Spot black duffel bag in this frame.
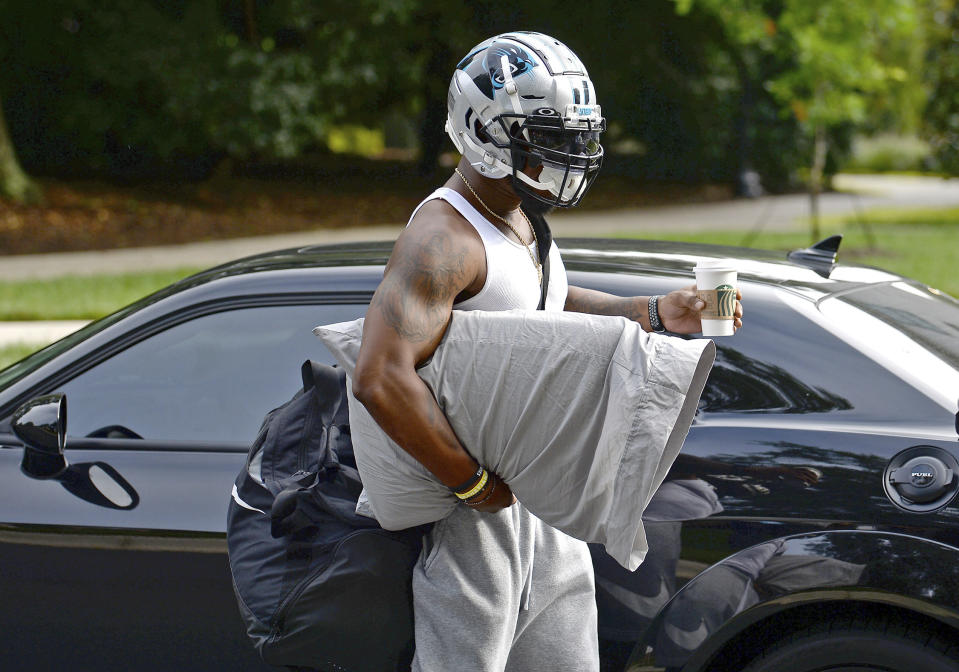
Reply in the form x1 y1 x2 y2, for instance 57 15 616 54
227 360 424 672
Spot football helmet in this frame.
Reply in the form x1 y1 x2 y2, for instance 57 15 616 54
445 32 605 208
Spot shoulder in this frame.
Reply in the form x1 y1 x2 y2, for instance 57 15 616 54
374 195 486 302
409 197 482 245
390 196 485 270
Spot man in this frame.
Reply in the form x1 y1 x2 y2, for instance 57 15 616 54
352 31 743 671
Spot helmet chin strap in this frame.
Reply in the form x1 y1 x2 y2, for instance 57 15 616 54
448 122 511 179
500 55 525 117
514 168 558 194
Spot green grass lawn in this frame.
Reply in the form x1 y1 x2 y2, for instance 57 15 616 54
0 268 200 321
0 343 44 370
0 204 955 373
621 205 959 298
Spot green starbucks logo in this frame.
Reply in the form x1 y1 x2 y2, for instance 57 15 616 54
716 284 736 318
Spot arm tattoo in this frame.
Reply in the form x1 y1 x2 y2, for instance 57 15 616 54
566 288 644 322
371 231 470 343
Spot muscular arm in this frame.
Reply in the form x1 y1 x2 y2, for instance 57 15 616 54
565 284 743 334
564 285 653 329
352 209 513 510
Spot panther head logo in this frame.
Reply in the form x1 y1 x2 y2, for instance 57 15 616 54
471 44 537 100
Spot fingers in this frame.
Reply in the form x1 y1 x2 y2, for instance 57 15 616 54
661 286 744 333
467 473 516 513
688 291 706 311
668 287 705 312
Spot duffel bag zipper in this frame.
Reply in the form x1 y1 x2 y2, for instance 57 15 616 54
269 528 372 637
295 395 320 476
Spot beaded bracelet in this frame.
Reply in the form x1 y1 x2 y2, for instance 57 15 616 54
464 474 497 507
450 464 485 496
648 295 666 333
454 468 489 500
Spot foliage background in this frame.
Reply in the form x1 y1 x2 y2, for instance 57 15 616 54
0 0 956 209
1 0 940 188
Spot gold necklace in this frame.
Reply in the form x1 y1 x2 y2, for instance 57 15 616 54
454 167 542 285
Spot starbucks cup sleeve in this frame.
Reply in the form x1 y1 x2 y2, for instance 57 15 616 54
693 262 737 337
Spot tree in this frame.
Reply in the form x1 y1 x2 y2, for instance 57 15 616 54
675 0 920 239
0 0 447 177
0 94 40 203
769 0 918 239
924 0 959 175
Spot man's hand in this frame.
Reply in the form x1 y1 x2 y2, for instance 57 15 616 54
659 284 743 334
464 473 518 513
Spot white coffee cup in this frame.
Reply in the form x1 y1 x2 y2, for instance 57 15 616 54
693 261 738 337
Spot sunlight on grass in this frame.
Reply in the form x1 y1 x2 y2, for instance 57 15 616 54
833 206 959 227
1 204 956 324
326 125 386 156
0 343 41 371
0 268 201 321
621 207 959 298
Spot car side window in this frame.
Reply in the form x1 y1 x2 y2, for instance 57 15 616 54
694 293 944 418
57 304 366 444
699 342 854 413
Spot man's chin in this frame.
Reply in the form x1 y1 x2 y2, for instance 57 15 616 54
519 192 556 217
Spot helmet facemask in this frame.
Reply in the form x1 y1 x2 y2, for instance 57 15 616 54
494 108 605 208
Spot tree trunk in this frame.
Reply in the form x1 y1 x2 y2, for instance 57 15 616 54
0 94 40 204
733 51 762 197
808 125 827 242
243 0 259 45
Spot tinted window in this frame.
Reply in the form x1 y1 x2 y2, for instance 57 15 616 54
688 285 946 419
57 304 365 443
834 282 959 367
818 282 959 414
566 272 874 415
699 344 853 413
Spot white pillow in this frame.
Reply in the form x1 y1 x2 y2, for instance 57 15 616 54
315 309 714 570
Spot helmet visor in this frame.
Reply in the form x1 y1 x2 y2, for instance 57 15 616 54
491 110 605 207
526 128 602 164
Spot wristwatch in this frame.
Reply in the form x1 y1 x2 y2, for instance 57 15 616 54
648 295 666 333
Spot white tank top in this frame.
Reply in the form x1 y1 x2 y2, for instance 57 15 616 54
407 187 568 312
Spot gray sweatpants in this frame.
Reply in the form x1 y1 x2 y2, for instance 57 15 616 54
411 503 599 672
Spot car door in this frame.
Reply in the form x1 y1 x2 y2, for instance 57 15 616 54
0 301 367 672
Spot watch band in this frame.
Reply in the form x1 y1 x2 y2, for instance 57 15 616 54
648 295 666 333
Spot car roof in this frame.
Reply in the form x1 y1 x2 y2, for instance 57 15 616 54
1 236 914 404
0 237 949 431
163 238 909 304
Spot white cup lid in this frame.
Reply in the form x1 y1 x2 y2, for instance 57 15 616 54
693 260 737 273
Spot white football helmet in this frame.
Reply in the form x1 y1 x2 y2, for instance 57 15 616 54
445 31 605 208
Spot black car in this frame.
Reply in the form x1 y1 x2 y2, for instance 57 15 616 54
1 239 958 672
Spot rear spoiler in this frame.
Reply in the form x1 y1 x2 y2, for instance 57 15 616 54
787 235 842 278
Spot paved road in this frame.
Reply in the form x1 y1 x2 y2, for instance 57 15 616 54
551 173 959 236
2 173 957 348
2 174 958 283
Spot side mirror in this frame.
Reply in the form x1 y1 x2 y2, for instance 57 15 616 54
12 393 67 479
11 394 139 510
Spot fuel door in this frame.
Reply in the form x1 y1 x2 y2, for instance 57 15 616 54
883 445 959 513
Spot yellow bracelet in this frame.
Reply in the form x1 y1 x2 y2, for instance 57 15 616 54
465 475 497 507
455 468 489 500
